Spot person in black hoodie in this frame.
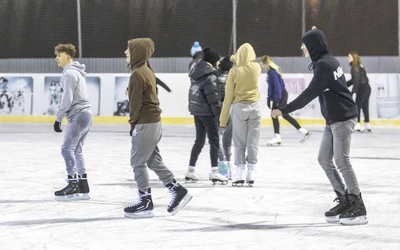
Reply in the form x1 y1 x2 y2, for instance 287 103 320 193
271 27 368 226
186 48 228 184
346 51 371 132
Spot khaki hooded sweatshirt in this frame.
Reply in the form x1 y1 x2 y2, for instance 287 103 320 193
219 43 261 127
127 38 161 130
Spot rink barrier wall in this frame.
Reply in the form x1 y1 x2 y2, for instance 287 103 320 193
0 73 399 126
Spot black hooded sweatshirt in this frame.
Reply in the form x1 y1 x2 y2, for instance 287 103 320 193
280 29 357 125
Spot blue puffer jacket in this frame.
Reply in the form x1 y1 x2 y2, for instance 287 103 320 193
267 68 286 101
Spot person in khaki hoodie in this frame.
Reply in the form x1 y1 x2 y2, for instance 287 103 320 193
220 43 262 186
123 38 192 218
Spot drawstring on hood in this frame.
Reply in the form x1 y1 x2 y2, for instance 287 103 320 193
301 28 329 71
128 38 155 70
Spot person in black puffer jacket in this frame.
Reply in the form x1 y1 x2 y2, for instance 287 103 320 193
186 48 228 184
346 51 371 132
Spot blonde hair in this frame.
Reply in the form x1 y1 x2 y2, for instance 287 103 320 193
260 55 281 75
349 51 361 72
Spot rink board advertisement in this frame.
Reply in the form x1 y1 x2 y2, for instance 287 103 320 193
0 76 33 115
0 73 399 123
43 76 100 116
114 76 129 116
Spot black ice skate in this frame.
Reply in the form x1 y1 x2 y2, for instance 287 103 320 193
166 180 192 216
124 188 154 218
339 193 368 226
325 191 350 223
54 175 80 201
78 174 90 200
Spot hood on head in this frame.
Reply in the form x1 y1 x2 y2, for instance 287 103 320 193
128 38 155 69
234 43 256 66
64 61 86 77
301 29 329 61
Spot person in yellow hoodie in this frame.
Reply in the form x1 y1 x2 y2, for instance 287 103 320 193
220 43 262 186
123 38 192 218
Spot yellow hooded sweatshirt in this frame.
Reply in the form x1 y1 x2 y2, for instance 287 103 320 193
219 43 261 127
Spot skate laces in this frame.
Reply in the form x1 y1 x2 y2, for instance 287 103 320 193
128 193 145 208
168 183 179 206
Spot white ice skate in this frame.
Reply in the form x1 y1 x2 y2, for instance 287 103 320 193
232 167 246 187
354 123 362 132
267 133 282 147
298 128 311 143
210 172 228 185
364 122 372 133
246 169 255 187
185 170 199 182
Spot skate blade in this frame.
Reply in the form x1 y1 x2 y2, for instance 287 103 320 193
232 180 245 186
325 215 339 223
246 180 254 187
185 177 199 182
55 193 81 202
169 193 193 216
124 210 154 219
267 143 281 147
300 133 311 143
211 179 228 185
339 216 368 226
80 193 91 200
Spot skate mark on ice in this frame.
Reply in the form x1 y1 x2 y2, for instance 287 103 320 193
0 217 125 226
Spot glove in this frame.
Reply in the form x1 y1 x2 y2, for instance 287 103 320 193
53 121 62 133
219 127 226 136
267 98 272 109
352 93 356 102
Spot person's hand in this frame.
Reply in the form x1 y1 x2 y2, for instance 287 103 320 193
271 109 282 119
219 127 226 136
53 121 62 133
129 130 133 136
267 98 272 109
352 93 357 102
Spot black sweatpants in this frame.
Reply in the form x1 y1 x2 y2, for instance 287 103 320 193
189 115 219 167
355 84 371 123
271 89 301 134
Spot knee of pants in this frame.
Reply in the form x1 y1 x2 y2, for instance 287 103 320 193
317 155 333 169
333 155 351 169
194 139 206 149
75 148 82 155
61 146 74 157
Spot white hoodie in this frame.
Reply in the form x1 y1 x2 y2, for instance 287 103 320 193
56 61 91 122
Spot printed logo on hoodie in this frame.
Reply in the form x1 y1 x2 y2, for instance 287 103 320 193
333 66 344 80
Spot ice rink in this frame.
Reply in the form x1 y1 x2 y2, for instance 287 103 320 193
0 123 399 250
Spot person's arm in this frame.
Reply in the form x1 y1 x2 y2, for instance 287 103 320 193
56 73 75 122
156 77 172 92
279 63 329 115
270 71 282 101
351 68 361 94
220 71 235 127
128 73 145 131
203 74 221 118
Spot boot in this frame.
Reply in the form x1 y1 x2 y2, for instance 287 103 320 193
325 191 350 223
339 193 368 226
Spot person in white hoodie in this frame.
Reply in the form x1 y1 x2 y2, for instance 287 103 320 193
53 44 92 201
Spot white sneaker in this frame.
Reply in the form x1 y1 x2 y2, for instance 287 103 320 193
185 170 199 181
267 133 282 147
210 172 228 184
246 169 255 186
298 128 311 143
232 167 246 186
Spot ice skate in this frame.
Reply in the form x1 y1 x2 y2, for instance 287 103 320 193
232 167 245 187
227 161 232 180
185 169 199 182
325 191 350 223
54 175 81 201
354 123 362 132
124 188 154 218
364 122 372 133
246 169 255 187
210 171 228 185
166 181 192 216
339 193 368 226
267 133 281 147
218 161 230 179
298 128 311 143
78 173 90 200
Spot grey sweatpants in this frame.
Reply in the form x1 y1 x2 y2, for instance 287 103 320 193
130 122 174 193
318 118 360 195
61 109 92 177
232 102 262 166
218 116 232 162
